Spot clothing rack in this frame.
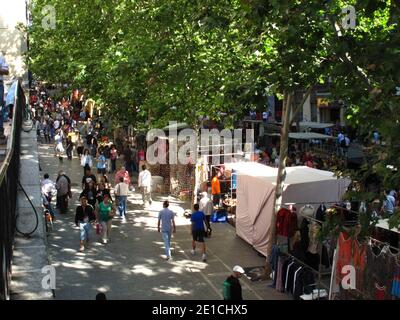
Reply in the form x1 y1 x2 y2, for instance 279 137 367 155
277 202 359 300
368 237 399 252
278 250 331 300
330 235 400 300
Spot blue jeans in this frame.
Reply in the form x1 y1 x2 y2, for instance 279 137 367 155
162 231 171 258
79 222 92 241
117 196 127 217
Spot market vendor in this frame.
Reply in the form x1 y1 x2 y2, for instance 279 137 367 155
211 171 221 206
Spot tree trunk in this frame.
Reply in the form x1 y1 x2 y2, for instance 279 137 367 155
261 90 293 278
262 86 313 279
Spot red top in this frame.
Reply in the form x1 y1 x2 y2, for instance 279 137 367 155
276 208 298 237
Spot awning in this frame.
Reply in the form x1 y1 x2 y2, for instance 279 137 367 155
292 122 334 129
267 132 335 140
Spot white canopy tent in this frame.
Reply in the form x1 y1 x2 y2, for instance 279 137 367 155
224 162 351 256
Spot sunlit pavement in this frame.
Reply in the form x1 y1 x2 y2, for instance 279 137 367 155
38 143 290 300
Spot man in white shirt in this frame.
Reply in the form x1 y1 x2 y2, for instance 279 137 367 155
138 164 152 206
54 119 60 130
41 173 57 219
199 192 213 237
114 176 129 220
0 53 9 141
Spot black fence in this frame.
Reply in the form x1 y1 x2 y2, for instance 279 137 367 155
0 82 24 300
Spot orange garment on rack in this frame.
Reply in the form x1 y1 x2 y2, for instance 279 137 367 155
336 232 366 291
336 232 355 284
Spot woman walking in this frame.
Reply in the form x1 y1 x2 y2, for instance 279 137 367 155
76 132 84 159
54 129 64 162
81 149 93 175
96 194 115 244
110 145 118 173
66 136 74 160
80 181 97 209
97 152 107 175
96 182 112 205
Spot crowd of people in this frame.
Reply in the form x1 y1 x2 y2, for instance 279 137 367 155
31 86 153 251
256 141 347 171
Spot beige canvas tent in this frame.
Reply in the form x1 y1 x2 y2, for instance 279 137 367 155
224 162 351 256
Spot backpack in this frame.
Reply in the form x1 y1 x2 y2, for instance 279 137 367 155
222 279 231 300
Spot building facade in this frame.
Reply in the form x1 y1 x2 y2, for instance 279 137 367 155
0 0 29 90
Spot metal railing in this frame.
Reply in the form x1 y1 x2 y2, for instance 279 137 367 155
0 81 24 300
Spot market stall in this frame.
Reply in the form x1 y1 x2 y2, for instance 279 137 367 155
224 162 351 257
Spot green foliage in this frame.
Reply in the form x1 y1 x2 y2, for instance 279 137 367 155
28 0 272 129
28 1 400 238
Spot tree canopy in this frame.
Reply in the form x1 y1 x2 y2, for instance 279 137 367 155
28 0 274 129
28 0 400 200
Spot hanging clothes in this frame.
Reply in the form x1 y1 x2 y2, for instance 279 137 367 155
276 255 288 292
336 232 362 286
280 258 293 293
276 207 298 238
269 245 281 287
364 244 396 300
286 262 300 293
392 257 400 298
315 204 327 224
284 261 296 292
375 283 386 300
293 268 315 300
292 266 303 295
300 218 310 255
308 222 321 254
355 243 367 293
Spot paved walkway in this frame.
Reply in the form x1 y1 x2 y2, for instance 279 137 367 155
38 143 289 300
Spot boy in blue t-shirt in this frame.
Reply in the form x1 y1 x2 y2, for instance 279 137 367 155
190 203 207 262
